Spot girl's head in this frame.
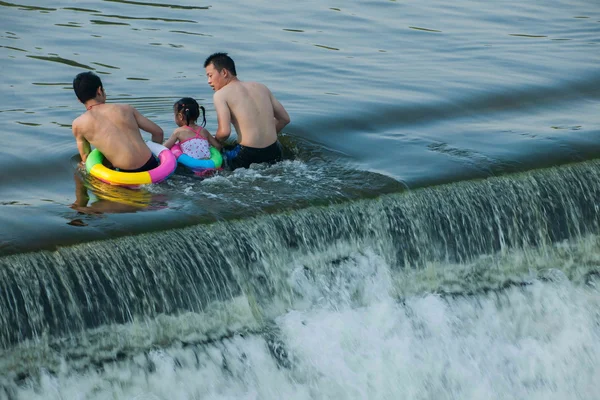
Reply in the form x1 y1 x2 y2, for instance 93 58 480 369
173 97 206 127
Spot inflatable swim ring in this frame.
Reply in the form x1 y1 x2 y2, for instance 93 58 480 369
170 143 223 176
85 141 176 186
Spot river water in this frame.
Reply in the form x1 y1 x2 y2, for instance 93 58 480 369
1 0 599 398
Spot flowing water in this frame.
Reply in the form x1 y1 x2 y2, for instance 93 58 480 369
1 0 599 398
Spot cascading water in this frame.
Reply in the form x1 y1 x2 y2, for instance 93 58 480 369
1 160 600 399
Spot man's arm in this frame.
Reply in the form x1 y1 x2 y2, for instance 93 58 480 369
72 121 91 163
132 106 164 143
270 91 290 133
213 91 232 143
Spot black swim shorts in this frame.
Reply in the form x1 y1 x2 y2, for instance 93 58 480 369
107 154 159 173
224 141 283 170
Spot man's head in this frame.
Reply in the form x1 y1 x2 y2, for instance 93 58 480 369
73 71 104 103
204 52 237 91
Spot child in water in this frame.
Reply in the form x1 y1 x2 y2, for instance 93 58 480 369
163 97 222 158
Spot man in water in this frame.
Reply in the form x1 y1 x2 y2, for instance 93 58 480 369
72 71 164 172
204 52 291 170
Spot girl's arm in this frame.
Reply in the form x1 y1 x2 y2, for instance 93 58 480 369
201 128 222 151
163 129 180 149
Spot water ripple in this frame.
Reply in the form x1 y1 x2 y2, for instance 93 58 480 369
92 13 197 23
0 1 55 11
103 0 209 10
25 55 93 69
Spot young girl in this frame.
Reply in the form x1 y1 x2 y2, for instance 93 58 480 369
164 97 222 158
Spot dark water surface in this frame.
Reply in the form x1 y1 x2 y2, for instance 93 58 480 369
1 0 599 255
1 0 599 398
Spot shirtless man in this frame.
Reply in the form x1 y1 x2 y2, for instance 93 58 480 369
72 71 164 172
204 52 291 170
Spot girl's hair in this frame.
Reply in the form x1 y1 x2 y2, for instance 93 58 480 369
174 97 206 127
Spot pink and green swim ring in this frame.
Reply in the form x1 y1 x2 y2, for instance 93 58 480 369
85 141 177 186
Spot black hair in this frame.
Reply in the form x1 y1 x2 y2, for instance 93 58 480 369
203 52 237 76
73 71 103 103
174 97 206 127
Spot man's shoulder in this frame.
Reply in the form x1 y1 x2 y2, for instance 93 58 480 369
245 81 268 90
214 86 234 104
110 103 139 120
72 113 87 129
225 81 270 97
247 81 272 98
110 103 133 112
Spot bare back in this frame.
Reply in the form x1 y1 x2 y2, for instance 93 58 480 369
73 104 153 170
218 81 278 148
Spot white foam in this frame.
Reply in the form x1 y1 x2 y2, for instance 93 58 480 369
7 249 600 400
